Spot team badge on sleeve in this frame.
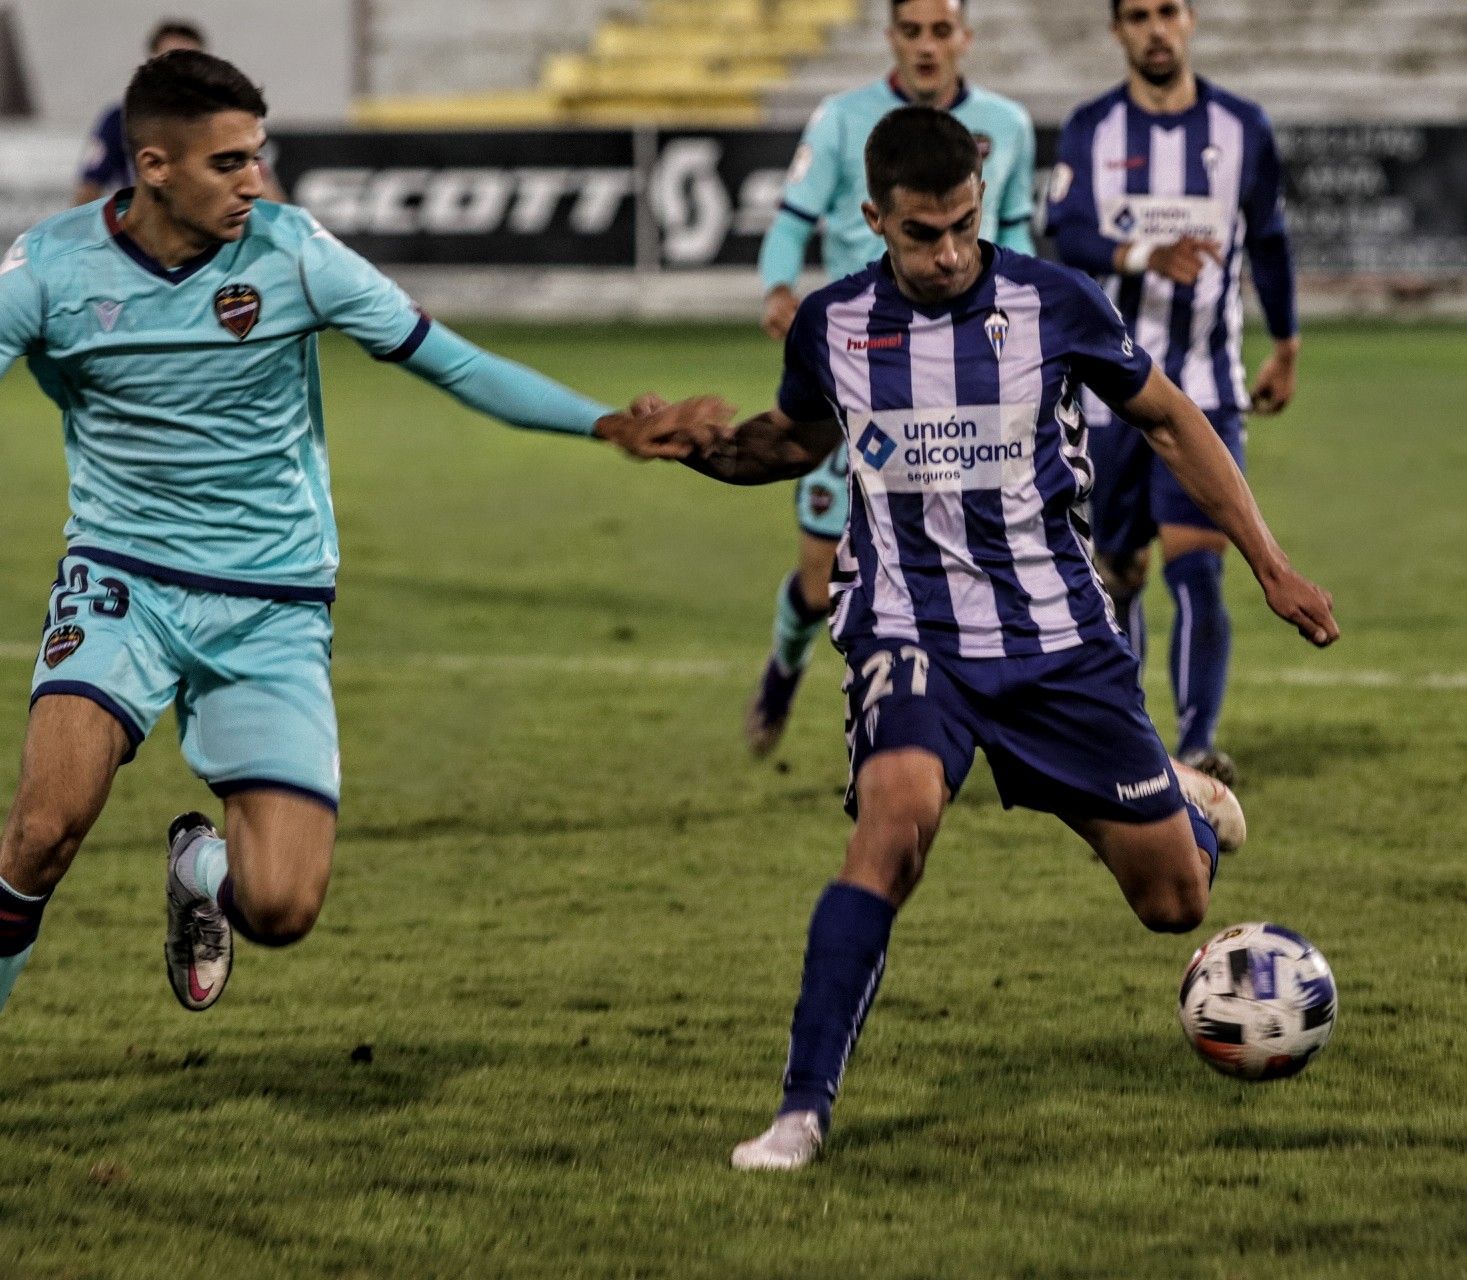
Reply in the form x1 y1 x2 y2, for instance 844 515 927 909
42 625 85 669
984 307 1010 361
214 284 262 339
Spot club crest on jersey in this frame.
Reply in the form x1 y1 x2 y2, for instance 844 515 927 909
93 300 123 333
971 132 993 161
1201 145 1223 177
43 625 85 669
214 283 261 339
983 308 1010 361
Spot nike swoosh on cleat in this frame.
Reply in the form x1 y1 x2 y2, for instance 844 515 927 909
188 966 214 1003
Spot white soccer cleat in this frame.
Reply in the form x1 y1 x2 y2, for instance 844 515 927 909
730 1110 824 1171
1173 759 1247 854
165 811 233 1012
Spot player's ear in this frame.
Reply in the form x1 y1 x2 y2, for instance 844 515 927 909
133 144 171 191
862 199 883 237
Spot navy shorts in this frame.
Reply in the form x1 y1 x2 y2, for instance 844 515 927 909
1088 410 1245 561
840 634 1185 825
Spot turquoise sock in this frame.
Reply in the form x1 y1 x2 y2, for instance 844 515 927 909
773 571 826 675
178 836 230 905
0 946 34 1012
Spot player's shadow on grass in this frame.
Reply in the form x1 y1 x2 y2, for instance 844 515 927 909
0 1038 493 1133
1233 718 1391 781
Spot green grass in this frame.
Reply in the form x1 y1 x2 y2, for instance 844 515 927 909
0 322 1464 1279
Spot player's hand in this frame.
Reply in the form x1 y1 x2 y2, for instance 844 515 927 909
1149 237 1223 287
1260 563 1339 648
761 286 799 342
1250 338 1300 415
595 395 736 461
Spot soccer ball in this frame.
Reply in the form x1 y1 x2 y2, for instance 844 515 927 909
1178 922 1337 1081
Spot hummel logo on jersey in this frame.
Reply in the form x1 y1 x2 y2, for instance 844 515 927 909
93 301 123 333
214 283 262 340
856 422 897 469
847 334 904 352
984 307 1010 361
1116 770 1171 802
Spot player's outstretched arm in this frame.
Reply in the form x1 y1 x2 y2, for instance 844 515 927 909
401 323 732 459
680 406 841 486
1121 366 1339 648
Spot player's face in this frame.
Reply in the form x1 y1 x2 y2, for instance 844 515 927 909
864 175 984 304
887 0 971 104
1113 0 1195 87
136 111 267 245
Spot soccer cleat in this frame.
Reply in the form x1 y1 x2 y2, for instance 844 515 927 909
730 1110 824 1171
1179 747 1239 789
165 811 233 1012
743 653 806 758
1172 759 1247 854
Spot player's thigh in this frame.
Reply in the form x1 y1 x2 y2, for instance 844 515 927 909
0 696 130 890
223 786 336 923
1067 807 1209 931
1150 411 1246 544
980 637 1183 826
795 443 849 544
842 640 973 823
1087 422 1156 563
177 598 340 815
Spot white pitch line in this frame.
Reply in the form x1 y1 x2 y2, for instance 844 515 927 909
2 639 1465 691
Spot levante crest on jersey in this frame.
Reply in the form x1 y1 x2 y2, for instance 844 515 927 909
214 283 261 339
984 307 1010 361
42 625 85 669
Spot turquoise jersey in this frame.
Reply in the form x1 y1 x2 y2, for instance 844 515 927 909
0 193 609 603
760 76 1037 289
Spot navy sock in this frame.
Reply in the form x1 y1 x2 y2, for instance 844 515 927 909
1187 801 1221 887
1165 550 1230 757
0 876 51 1013
1114 587 1147 665
779 882 896 1128
0 875 49 958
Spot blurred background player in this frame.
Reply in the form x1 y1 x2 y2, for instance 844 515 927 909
73 18 284 206
745 0 1037 758
1046 0 1301 786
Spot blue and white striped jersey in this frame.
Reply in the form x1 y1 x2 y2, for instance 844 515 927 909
778 247 1154 658
1046 78 1296 425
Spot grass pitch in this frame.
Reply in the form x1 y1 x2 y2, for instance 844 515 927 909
0 321 1464 1279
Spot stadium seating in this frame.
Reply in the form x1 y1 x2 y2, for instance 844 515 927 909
765 0 1467 123
358 0 862 127
357 0 1467 127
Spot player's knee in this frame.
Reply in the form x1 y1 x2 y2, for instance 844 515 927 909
233 887 322 947
3 805 86 890
1135 880 1209 934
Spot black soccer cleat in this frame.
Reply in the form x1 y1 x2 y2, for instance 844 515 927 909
744 652 807 758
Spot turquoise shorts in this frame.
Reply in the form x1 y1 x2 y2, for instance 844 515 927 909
30 553 340 810
795 442 849 542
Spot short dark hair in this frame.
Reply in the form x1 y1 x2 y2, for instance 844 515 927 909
865 106 980 209
124 50 267 152
1111 0 1192 17
147 19 206 53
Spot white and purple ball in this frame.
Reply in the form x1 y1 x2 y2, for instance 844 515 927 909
1178 922 1337 1081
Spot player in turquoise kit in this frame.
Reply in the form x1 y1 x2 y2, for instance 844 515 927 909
746 0 1039 757
0 52 726 1018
